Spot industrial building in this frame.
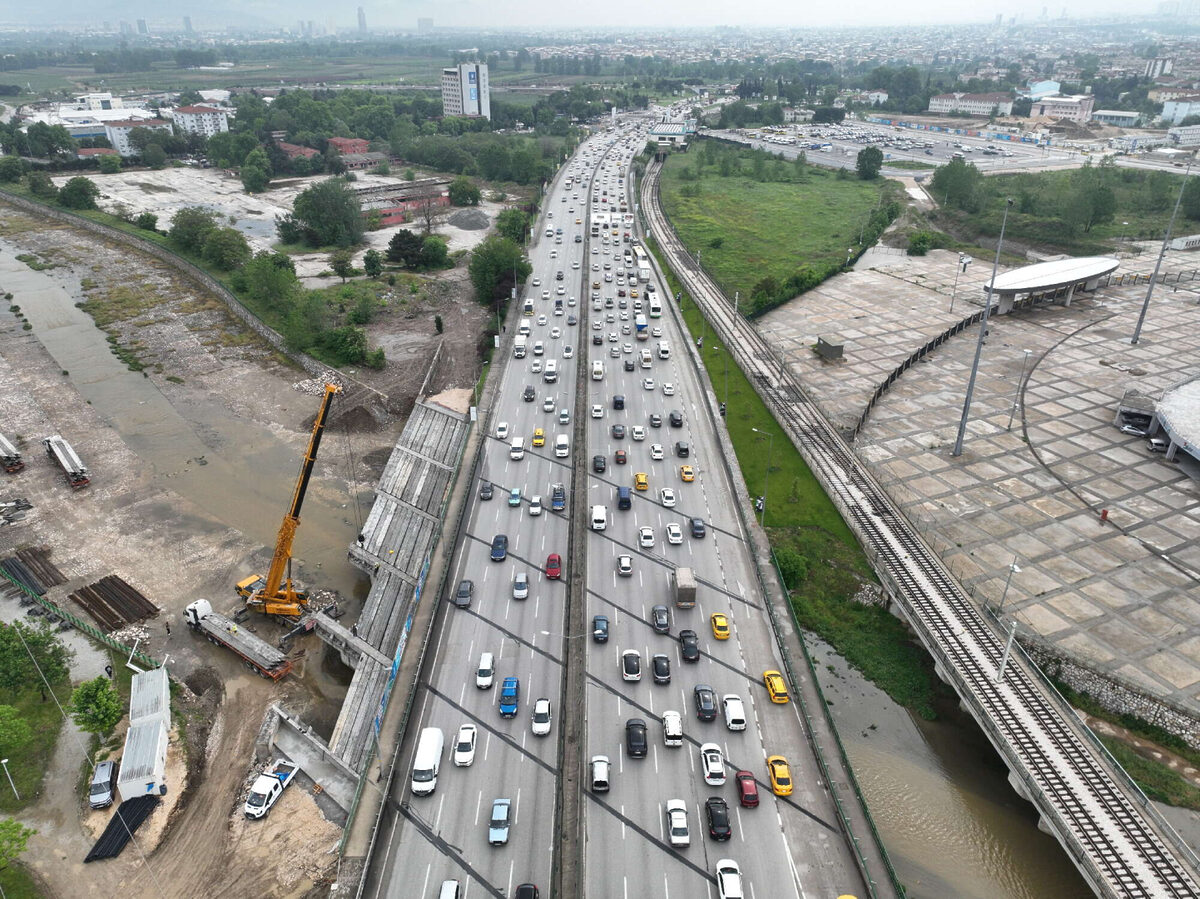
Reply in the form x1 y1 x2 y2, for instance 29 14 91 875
1030 94 1095 123
441 63 490 119
350 178 451 226
927 92 1014 117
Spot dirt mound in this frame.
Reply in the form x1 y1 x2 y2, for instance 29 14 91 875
446 208 490 230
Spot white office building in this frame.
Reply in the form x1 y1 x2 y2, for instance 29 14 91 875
104 119 174 157
441 63 490 119
167 105 230 138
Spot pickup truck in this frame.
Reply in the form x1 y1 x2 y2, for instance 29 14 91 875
244 759 299 819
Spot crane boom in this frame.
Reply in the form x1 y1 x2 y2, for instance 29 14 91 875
237 383 340 616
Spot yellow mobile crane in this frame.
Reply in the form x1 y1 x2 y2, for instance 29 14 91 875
237 383 340 617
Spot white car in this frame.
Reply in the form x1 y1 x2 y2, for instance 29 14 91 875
617 554 633 576
531 698 553 736
572 260 581 269
700 742 726 786
556 285 566 295
453 723 477 767
623 343 633 355
629 425 645 442
592 263 601 271
723 694 746 731
543 396 555 412
665 799 690 848
542 290 550 300
496 422 510 440
591 404 604 419
563 345 574 358
529 496 543 516
715 859 744 899
532 277 542 286
621 649 642 682
662 383 675 396
513 572 529 600
642 378 655 391
549 249 557 257
660 487 676 508
652 327 663 337
531 360 543 373
638 526 655 549
537 314 548 326
666 522 683 545
650 444 665 461
550 327 562 339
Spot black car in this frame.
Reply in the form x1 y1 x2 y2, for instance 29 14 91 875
652 653 671 684
453 579 473 608
593 455 607 473
490 534 509 562
515 886 540 899
624 359 635 372
613 394 625 410
693 684 717 721
625 718 648 758
705 797 732 841
523 385 536 402
480 480 494 500
675 441 690 458
611 424 626 439
669 410 684 428
650 604 670 634
649 413 662 428
593 334 603 345
592 615 609 643
690 517 706 538
679 629 700 662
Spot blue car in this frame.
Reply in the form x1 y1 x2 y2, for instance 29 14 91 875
550 483 566 512
499 677 520 718
490 534 509 562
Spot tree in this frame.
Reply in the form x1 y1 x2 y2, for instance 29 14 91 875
241 147 272 193
468 235 531 304
98 154 121 174
169 207 219 253
856 146 884 180
0 818 34 871
386 229 424 268
57 176 100 210
330 249 355 282
0 621 70 698
203 227 252 270
1182 177 1200 221
0 155 24 183
290 179 364 247
0 707 31 757
142 144 167 169
412 194 448 235
134 211 158 231
69 677 123 736
232 251 299 306
448 175 481 206
930 158 985 212
420 235 449 269
27 171 56 199
495 207 528 244
363 248 383 278
774 547 809 590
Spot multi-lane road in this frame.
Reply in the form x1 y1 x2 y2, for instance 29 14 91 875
364 117 866 899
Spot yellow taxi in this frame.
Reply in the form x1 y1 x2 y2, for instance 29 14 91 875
680 465 695 483
766 755 793 796
575 218 582 224
630 288 640 298
710 613 731 640
763 669 789 704
532 428 545 448
634 472 649 491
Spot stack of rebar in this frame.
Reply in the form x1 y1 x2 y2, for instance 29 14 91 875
0 556 46 595
69 575 159 632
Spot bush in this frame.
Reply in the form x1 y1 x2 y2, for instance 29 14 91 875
435 314 444 334
134 211 158 231
775 547 809 590
57 176 100 210
908 231 933 256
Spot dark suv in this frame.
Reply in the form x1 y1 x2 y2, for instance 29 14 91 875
523 385 536 402
669 410 683 428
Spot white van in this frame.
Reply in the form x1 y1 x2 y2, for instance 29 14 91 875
514 334 528 359
591 504 607 531
438 882 461 899
476 652 495 689
543 360 558 383
510 438 525 460
554 434 569 458
640 349 652 369
533 340 544 356
657 340 671 360
411 727 444 796
591 361 604 381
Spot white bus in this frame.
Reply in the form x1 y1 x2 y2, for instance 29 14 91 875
648 296 662 318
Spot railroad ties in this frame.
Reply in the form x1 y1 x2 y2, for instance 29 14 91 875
69 575 159 633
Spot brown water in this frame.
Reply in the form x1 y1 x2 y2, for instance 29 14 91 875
807 633 1094 899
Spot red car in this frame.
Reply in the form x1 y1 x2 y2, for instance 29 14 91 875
735 770 759 808
615 449 628 465
545 553 562 579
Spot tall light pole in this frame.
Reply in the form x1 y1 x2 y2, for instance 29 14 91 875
949 253 971 313
1132 163 1191 345
953 198 1013 458
1007 349 1032 431
998 555 1021 611
1119 221 1129 254
750 427 773 527
0 758 17 800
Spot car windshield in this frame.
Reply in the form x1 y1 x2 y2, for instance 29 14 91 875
246 791 268 806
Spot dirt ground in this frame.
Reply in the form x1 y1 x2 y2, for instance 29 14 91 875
0 191 488 896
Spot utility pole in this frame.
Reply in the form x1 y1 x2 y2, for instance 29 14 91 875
953 198 1013 458
1132 163 1191 345
950 253 971 313
1007 349 1032 431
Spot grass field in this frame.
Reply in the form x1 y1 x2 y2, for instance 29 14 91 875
0 864 41 899
658 151 897 303
0 681 74 815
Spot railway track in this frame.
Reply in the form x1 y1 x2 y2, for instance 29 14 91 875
640 160 1200 899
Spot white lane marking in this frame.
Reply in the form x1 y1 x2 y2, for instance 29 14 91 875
420 868 431 899
474 791 482 827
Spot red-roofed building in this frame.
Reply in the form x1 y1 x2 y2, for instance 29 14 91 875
328 136 370 155
168 104 230 137
77 147 120 159
278 142 321 160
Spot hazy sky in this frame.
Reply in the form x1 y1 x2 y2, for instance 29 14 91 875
12 0 1157 31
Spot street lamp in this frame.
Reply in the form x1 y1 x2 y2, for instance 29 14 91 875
949 253 971 313
953 197 1013 458
998 555 1021 611
1007 349 1032 431
0 758 18 800
1132 163 1191 345
750 427 774 527
1119 221 1129 254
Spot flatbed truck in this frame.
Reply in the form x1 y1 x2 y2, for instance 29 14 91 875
184 599 293 681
